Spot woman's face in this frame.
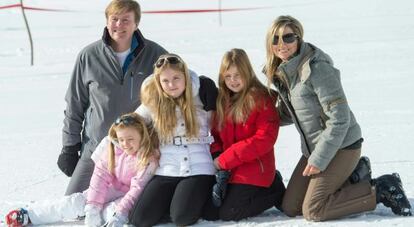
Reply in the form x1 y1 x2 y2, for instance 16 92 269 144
223 65 244 93
159 67 186 98
272 26 299 62
116 127 141 155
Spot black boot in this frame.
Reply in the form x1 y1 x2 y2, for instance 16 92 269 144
373 173 412 216
349 156 372 184
212 170 231 207
274 170 286 212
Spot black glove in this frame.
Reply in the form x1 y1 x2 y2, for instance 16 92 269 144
57 143 81 177
212 170 231 207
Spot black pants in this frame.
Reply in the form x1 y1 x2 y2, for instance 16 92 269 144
65 154 95 195
129 175 215 227
203 172 286 221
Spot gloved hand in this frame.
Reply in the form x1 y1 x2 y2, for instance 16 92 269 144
84 204 103 227
212 170 231 207
57 142 81 177
104 212 128 227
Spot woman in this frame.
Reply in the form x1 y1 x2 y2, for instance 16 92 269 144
129 54 218 227
264 15 411 221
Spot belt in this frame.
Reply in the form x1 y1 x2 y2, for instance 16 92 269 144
165 136 214 146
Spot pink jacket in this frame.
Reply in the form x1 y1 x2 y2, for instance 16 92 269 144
87 137 157 216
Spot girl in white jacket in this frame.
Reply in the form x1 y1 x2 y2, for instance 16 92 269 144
129 53 218 227
5 113 158 227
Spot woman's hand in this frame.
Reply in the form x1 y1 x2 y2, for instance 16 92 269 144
302 164 321 176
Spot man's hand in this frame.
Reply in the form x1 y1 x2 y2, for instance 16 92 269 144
57 143 81 177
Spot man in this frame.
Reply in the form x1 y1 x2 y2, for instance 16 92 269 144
58 0 167 195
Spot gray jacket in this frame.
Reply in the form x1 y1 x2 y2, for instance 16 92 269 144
273 42 361 171
62 28 167 158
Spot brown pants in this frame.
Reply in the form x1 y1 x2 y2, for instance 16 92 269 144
281 148 377 221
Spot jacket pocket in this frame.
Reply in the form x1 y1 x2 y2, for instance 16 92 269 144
319 110 328 129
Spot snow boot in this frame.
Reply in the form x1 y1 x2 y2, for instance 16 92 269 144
5 208 29 227
349 156 372 184
212 170 231 207
373 173 412 216
274 170 286 212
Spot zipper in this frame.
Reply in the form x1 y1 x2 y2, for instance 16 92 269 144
276 71 312 156
130 72 134 100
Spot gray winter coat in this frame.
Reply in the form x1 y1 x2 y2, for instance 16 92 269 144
273 42 361 171
62 28 167 158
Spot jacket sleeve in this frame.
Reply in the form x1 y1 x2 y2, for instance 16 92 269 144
62 52 89 146
199 76 218 111
210 117 223 157
218 99 280 170
91 137 109 163
115 160 157 216
87 145 113 208
307 61 351 171
135 104 153 124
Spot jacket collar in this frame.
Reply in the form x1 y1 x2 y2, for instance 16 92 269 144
279 42 314 77
102 27 146 57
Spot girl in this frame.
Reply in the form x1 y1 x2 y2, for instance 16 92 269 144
264 15 411 221
6 113 159 227
129 53 218 227
203 48 286 221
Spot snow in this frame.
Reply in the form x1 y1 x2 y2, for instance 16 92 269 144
1 0 413 226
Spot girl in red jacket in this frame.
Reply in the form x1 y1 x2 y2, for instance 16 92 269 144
203 48 286 221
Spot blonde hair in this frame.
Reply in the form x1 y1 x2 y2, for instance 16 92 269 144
107 112 158 174
216 48 271 129
140 54 199 143
264 15 304 86
105 0 141 25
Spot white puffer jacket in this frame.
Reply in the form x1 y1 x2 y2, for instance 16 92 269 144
135 71 216 177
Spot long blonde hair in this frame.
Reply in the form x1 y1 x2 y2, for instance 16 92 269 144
140 54 199 143
264 15 304 86
216 48 271 129
107 112 158 174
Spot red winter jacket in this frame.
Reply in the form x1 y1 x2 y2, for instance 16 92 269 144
211 95 280 187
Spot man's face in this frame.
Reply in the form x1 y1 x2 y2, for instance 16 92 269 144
106 11 137 45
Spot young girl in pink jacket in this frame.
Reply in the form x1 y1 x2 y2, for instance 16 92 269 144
5 112 159 227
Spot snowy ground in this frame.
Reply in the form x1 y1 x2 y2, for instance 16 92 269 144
1 0 414 226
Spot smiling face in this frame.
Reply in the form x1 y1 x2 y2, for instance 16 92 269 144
159 67 186 98
106 11 137 48
223 65 244 93
272 26 299 62
115 127 141 155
